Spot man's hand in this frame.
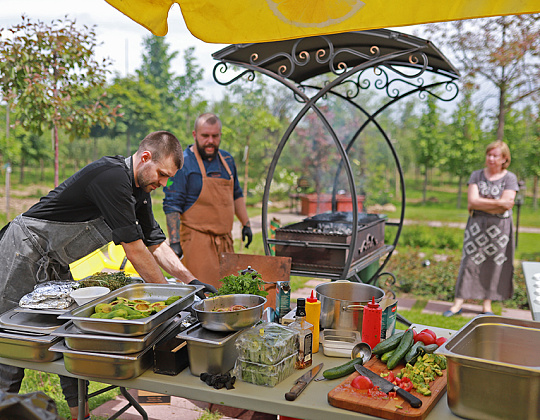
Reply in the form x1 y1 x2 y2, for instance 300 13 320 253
189 279 218 299
170 242 183 259
242 225 253 248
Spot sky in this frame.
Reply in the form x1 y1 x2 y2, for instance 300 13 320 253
0 0 230 101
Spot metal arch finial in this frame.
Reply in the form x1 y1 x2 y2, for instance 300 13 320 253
212 61 256 86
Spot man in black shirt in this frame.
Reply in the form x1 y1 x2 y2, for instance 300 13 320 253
0 131 212 418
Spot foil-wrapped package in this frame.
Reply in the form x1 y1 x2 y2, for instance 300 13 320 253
19 281 78 309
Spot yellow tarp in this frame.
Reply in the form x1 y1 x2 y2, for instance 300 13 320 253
105 0 540 43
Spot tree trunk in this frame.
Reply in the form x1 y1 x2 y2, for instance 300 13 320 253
457 175 463 209
54 124 59 187
533 175 538 211
422 169 428 205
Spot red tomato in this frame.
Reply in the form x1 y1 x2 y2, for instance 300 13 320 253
421 329 437 340
352 375 374 390
435 336 447 346
412 329 418 340
386 371 395 383
399 377 413 392
415 332 436 346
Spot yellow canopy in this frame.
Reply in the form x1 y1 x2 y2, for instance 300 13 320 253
105 0 540 43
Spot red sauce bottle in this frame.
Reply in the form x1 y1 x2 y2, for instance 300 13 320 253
361 296 382 350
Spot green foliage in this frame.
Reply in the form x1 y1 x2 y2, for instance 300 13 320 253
388 224 463 250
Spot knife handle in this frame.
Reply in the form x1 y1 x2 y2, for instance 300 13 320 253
285 381 307 401
396 387 422 408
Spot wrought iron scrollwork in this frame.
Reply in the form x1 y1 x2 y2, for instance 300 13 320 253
212 62 255 86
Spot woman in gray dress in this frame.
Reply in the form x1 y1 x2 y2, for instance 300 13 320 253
443 140 519 316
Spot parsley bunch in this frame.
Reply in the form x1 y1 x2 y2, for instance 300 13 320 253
213 270 268 297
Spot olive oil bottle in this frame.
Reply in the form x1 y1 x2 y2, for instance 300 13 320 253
289 298 313 369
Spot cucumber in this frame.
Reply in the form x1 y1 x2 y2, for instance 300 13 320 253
380 349 395 363
372 331 405 355
405 342 425 364
423 344 439 354
387 329 414 370
322 357 364 380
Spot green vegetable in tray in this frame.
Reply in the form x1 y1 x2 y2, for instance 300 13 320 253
78 271 133 291
213 270 268 297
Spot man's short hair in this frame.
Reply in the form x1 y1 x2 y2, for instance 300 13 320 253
194 113 222 132
138 131 183 169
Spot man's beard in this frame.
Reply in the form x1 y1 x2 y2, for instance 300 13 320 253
137 168 158 192
196 141 218 160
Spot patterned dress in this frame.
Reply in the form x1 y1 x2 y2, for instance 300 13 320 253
454 169 519 301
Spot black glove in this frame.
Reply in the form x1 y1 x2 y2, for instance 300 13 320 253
170 242 183 259
189 279 218 299
242 225 253 248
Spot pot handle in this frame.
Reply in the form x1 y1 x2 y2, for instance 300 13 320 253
343 304 365 311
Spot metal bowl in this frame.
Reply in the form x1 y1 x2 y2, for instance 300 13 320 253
192 294 266 332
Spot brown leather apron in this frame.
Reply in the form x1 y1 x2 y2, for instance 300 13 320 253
180 146 235 288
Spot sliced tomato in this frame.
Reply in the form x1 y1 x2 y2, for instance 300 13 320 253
415 331 436 346
352 375 374 390
399 377 413 392
388 391 397 398
436 336 447 346
394 376 402 386
386 371 395 383
420 328 437 340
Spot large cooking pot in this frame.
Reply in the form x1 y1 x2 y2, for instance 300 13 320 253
315 280 384 333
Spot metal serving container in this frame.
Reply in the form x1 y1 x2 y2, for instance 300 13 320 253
50 315 183 380
58 283 202 336
52 312 191 354
192 294 266 331
177 324 243 376
435 316 540 420
0 308 66 335
0 329 62 362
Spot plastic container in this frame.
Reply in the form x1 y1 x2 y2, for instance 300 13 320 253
235 322 298 365
305 290 321 353
235 351 297 387
361 296 382 350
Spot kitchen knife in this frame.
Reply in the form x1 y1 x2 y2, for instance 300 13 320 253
285 363 323 401
355 364 422 408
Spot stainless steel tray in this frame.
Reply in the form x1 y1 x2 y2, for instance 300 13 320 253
0 308 66 335
0 329 62 362
58 283 202 336
50 313 183 380
14 304 77 316
53 311 190 354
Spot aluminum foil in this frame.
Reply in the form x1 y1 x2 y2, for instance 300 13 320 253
19 281 78 309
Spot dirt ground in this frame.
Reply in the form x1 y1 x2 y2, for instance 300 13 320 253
0 184 49 218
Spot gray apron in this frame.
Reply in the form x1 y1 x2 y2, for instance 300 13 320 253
0 215 112 313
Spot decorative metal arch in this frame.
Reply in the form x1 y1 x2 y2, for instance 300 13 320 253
212 29 459 284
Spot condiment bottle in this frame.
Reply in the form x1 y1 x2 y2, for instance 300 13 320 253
361 296 382 350
289 298 313 369
305 290 321 353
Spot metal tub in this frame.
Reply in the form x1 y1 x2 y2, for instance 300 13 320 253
0 330 62 362
436 316 540 420
52 312 190 354
177 324 243 376
58 283 202 336
50 315 183 380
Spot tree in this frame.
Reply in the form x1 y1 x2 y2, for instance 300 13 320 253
416 95 445 205
426 15 540 141
0 15 118 186
443 90 484 208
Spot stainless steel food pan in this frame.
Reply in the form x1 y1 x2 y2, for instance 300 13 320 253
177 324 243 376
435 315 540 420
52 312 190 354
0 308 66 335
192 294 266 331
0 329 62 362
50 314 182 380
58 283 202 336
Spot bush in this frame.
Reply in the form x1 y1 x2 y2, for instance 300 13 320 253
385 247 530 310
386 225 463 251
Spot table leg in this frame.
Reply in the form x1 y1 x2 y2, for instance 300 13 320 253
77 379 86 420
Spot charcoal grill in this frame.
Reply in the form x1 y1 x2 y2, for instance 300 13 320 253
269 212 391 280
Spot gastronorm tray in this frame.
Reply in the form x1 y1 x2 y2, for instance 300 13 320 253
0 308 66 335
52 311 191 354
0 329 62 362
58 283 202 336
50 313 184 380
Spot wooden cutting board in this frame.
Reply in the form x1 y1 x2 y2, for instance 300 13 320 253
327 357 447 420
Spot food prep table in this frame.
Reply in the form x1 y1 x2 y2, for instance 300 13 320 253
0 325 461 420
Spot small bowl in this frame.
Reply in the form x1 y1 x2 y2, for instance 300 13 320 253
70 286 111 306
351 342 373 364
